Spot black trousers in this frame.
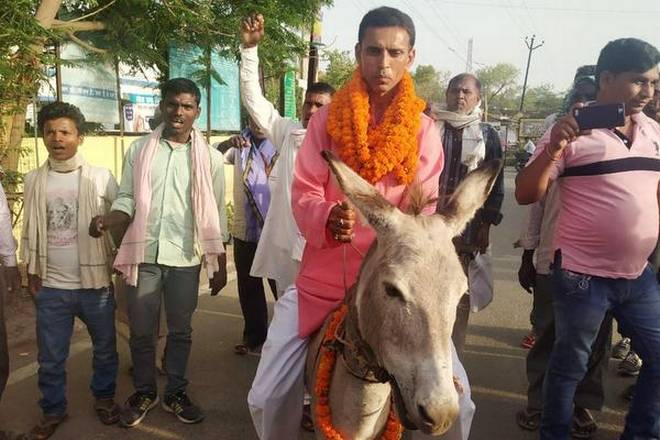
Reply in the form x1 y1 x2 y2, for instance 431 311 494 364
525 273 612 411
0 269 8 400
234 238 277 348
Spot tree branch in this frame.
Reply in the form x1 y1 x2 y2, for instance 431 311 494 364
67 32 107 54
52 19 106 32
67 0 117 23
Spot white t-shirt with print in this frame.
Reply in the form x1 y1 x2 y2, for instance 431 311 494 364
43 169 82 289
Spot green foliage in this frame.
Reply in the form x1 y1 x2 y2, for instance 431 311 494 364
476 63 519 116
0 0 333 174
318 48 354 90
522 84 565 119
58 0 332 81
0 1 55 113
413 64 451 105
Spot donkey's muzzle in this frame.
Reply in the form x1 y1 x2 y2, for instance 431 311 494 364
417 399 459 435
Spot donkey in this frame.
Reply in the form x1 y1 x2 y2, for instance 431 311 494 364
305 151 502 439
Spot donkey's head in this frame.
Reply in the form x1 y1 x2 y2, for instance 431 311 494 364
322 150 501 436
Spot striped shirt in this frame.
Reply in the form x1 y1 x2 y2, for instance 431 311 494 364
531 112 660 279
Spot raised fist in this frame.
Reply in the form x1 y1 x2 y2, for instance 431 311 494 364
241 13 265 48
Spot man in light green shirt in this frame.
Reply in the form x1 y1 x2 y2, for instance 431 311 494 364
90 78 228 428
112 136 229 266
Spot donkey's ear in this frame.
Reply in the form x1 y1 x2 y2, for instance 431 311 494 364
321 150 402 234
439 159 502 237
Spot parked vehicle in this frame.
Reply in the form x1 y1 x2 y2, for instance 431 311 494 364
515 149 532 172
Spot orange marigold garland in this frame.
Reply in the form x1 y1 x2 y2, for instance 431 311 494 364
314 305 403 440
326 69 426 185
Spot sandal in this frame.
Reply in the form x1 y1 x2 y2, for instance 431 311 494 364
234 343 249 355
521 333 536 349
301 403 315 432
234 343 262 356
94 398 120 425
28 414 68 440
572 407 597 439
516 408 541 431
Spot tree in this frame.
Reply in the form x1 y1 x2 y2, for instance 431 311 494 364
412 64 451 105
476 63 520 118
521 84 565 119
0 0 331 179
318 49 355 90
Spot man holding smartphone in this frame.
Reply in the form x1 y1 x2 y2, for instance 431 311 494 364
516 38 660 440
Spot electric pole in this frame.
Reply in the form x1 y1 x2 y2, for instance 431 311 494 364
466 38 473 73
519 34 544 113
307 12 323 89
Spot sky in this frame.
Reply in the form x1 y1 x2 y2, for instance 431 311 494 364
321 0 660 92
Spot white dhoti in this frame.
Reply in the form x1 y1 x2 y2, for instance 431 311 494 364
247 286 475 440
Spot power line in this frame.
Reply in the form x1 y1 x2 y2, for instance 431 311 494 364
401 0 470 66
421 0 467 53
520 0 540 34
430 1 660 15
502 0 531 36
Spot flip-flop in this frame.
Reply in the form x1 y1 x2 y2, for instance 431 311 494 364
301 404 315 432
521 333 536 349
234 343 250 355
516 408 541 431
572 407 597 439
94 399 120 425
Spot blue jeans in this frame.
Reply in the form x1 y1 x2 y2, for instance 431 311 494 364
36 287 118 416
541 254 660 440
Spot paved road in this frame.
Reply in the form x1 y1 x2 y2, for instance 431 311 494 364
1 169 633 439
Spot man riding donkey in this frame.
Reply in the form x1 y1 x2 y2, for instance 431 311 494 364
245 7 478 440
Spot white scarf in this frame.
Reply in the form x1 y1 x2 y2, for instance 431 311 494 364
433 103 486 172
21 152 114 288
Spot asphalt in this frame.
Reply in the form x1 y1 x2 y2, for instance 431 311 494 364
0 168 634 439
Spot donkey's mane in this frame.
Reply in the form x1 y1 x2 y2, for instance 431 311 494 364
405 181 437 216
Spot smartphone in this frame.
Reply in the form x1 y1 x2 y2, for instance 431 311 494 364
573 103 625 130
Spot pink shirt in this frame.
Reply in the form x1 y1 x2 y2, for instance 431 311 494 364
292 106 444 337
531 112 660 279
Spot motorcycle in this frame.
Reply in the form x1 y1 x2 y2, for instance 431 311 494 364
514 149 532 172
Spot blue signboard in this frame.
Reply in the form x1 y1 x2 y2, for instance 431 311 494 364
169 46 241 131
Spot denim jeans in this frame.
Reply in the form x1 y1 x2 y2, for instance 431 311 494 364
36 287 118 416
526 274 612 412
126 263 200 396
540 254 660 440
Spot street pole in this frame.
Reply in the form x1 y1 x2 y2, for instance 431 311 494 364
114 58 124 136
307 11 322 89
466 38 473 73
519 35 544 114
307 32 319 89
54 42 62 101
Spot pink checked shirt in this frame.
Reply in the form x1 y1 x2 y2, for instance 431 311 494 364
292 105 444 337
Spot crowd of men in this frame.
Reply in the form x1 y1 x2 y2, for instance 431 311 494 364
0 5 659 440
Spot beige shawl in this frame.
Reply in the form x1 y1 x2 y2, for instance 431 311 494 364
20 152 114 289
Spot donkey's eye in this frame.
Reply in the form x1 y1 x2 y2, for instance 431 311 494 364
384 282 405 301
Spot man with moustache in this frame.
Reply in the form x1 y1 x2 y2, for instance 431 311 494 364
90 78 229 428
431 73 504 358
244 7 475 440
516 38 660 440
